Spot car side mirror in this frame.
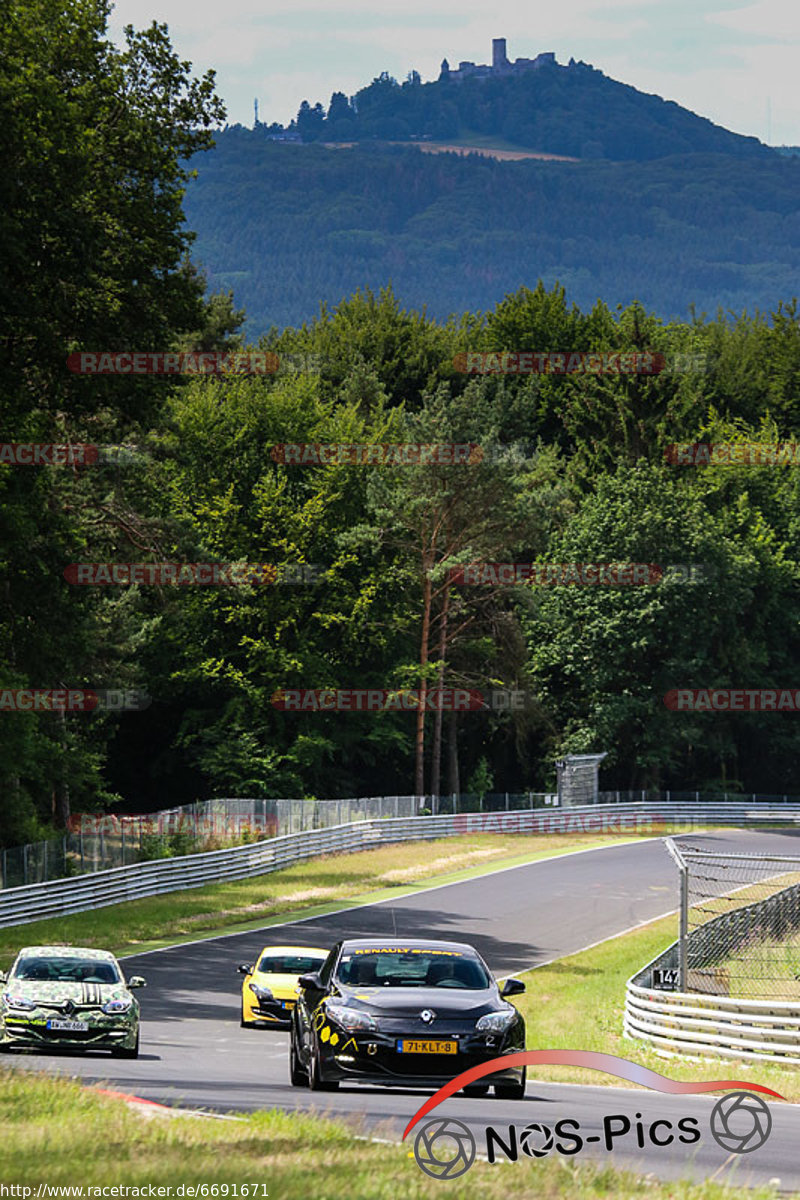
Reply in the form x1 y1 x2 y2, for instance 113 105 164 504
128 976 146 989
500 978 525 998
238 964 254 975
298 972 323 991
0 971 7 983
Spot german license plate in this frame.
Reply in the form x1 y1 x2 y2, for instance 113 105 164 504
397 1039 457 1054
46 1019 89 1032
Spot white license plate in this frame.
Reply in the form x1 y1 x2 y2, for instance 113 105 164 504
46 1019 89 1032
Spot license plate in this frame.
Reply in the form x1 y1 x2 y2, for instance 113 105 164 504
397 1039 457 1055
280 1001 294 1010
46 1019 89 1032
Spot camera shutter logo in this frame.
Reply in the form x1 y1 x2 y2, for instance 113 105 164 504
413 1117 476 1179
520 1122 555 1158
710 1092 772 1153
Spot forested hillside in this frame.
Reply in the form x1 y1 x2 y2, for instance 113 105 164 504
284 56 770 162
184 133 800 336
3 2 800 847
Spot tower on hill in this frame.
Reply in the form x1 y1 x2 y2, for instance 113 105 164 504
492 38 509 69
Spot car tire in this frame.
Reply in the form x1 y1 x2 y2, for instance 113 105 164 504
493 1068 526 1100
308 1042 338 1091
112 1031 140 1059
289 1029 308 1088
462 1083 490 1097
240 1006 253 1029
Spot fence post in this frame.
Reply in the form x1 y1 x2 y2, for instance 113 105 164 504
23 843 28 886
43 839 48 881
505 792 509 811
678 861 689 991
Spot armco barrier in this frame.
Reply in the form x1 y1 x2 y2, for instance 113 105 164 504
4 800 800 931
625 971 800 1066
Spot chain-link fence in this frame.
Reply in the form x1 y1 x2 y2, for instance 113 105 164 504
0 792 555 888
7 789 800 891
668 839 800 999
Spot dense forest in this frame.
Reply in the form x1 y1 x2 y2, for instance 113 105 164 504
2 1 800 848
184 132 800 336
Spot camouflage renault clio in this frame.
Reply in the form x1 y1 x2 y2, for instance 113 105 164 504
0 946 145 1057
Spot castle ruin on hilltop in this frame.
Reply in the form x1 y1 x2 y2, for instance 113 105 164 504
439 38 556 82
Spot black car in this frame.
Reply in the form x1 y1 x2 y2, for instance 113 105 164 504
289 937 526 1097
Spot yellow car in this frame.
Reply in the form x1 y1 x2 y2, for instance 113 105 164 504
238 946 328 1028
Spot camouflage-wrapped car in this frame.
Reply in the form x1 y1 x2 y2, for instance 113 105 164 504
0 945 145 1057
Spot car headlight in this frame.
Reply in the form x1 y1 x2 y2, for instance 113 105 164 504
2 993 37 1011
102 998 133 1014
476 1009 517 1034
325 1004 377 1032
249 984 273 1001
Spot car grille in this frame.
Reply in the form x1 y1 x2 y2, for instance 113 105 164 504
368 1018 478 1035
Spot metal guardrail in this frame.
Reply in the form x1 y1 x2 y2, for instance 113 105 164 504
5 799 800 932
1 793 557 888
9 787 800 890
625 976 800 1066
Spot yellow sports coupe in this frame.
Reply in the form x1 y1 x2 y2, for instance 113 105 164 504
238 946 328 1028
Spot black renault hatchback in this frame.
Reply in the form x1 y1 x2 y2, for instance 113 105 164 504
289 937 526 1096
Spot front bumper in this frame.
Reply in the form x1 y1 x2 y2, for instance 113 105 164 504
318 1029 524 1086
1 1014 138 1052
244 996 296 1026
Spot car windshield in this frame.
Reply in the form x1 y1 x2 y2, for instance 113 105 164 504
13 957 120 984
257 954 325 974
336 949 491 989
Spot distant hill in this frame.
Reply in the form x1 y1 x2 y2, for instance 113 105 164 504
183 131 800 336
267 40 773 163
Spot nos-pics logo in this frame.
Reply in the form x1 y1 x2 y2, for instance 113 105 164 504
403 1052 782 1181
413 1094 773 1180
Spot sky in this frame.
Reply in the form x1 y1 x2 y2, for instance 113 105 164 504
109 0 800 145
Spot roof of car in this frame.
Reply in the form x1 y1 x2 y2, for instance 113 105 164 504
338 937 479 954
17 946 117 961
256 945 328 956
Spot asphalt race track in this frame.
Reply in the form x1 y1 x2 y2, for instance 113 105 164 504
7 830 800 1190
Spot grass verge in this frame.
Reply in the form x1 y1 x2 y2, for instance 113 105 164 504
0 1068 782 1198
513 912 800 1101
0 830 675 968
